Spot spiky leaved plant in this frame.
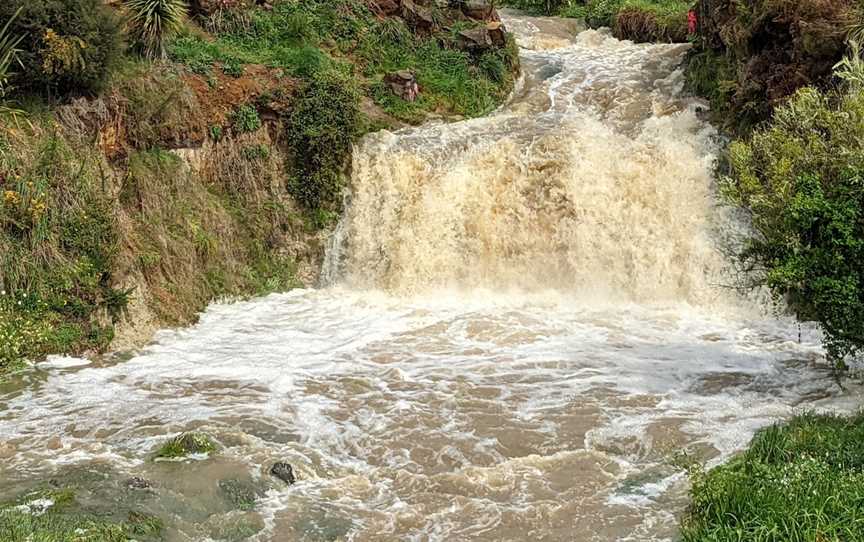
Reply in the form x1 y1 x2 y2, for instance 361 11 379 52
0 8 23 100
124 0 188 60
834 40 864 89
0 7 24 120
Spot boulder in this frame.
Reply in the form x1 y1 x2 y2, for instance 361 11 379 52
368 0 402 16
456 27 493 54
487 21 507 48
218 479 263 511
269 462 296 485
402 0 436 32
461 0 494 21
384 70 420 102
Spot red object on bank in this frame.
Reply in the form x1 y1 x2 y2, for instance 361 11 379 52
688 10 698 35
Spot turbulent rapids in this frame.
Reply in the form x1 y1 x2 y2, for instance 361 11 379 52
1 13 860 542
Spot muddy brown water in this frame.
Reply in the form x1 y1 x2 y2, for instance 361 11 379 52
1 13 861 542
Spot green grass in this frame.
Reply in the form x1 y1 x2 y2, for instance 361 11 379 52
0 488 163 542
681 412 864 541
153 432 217 459
0 123 124 375
168 0 518 122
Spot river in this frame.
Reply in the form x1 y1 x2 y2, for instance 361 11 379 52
0 13 859 542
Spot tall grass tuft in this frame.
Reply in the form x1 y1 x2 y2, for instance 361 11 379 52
124 0 188 59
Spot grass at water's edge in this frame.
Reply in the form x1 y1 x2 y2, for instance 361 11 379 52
680 412 864 541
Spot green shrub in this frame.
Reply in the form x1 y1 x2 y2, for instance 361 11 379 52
286 73 361 211
722 82 864 363
0 0 122 97
231 104 261 133
681 412 864 541
124 0 188 59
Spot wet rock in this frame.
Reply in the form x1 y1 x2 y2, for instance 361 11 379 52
384 70 420 102
269 462 296 485
218 479 263 511
126 477 153 490
207 512 265 542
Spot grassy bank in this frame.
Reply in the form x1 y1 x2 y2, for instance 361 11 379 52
0 0 519 376
681 412 864 541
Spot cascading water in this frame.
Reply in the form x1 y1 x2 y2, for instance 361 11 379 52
1 13 860 542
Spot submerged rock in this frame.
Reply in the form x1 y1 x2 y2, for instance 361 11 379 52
153 432 217 460
269 462 296 485
218 479 263 512
126 477 153 490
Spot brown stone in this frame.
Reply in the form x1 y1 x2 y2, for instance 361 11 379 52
402 0 436 32
384 70 420 102
487 21 507 48
369 0 402 16
456 27 492 53
461 0 494 21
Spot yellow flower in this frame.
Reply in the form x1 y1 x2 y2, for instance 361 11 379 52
3 190 19 205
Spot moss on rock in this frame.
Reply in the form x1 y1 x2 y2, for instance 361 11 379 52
153 432 217 460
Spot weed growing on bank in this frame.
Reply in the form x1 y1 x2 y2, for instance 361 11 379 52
681 412 864 541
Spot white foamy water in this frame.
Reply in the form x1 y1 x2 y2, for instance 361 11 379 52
1 14 860 542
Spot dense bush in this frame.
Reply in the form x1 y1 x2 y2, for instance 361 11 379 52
286 73 362 212
681 412 864 541
0 0 122 97
722 79 864 363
